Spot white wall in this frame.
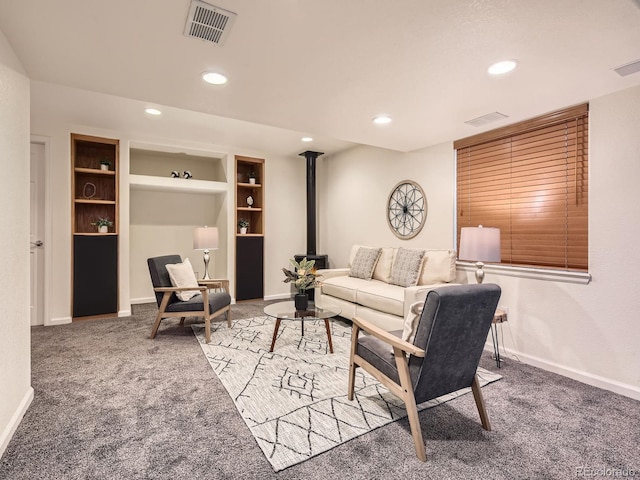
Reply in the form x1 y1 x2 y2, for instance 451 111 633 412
30 81 308 321
320 142 457 268
319 85 640 400
0 29 33 458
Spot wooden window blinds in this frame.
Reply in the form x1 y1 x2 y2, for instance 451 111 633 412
454 104 588 271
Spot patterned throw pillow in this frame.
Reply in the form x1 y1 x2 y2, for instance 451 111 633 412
390 248 425 287
349 247 382 280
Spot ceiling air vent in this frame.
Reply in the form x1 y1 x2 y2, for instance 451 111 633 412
465 112 509 128
184 0 237 46
614 59 640 77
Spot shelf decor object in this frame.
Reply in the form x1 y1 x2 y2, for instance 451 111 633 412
458 225 501 283
194 226 219 280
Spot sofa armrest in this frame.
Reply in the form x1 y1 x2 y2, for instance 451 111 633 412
403 283 460 317
316 268 350 280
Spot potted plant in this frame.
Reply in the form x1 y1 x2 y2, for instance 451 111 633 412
248 170 257 184
282 257 322 310
91 217 113 233
100 159 112 171
238 218 249 235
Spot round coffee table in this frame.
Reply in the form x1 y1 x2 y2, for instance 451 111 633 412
264 301 341 353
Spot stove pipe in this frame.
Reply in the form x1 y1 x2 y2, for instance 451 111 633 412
299 150 324 255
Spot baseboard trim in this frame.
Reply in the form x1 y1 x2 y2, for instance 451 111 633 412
46 316 72 326
118 309 131 317
131 297 155 305
264 293 293 301
485 343 640 401
0 387 34 459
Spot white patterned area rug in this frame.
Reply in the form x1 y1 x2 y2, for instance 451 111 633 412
192 316 501 472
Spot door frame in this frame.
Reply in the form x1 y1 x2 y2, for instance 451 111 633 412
30 135 52 326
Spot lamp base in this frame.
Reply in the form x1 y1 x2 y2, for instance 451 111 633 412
474 261 485 284
202 250 211 280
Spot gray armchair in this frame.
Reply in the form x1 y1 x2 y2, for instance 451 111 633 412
347 283 501 461
147 255 232 343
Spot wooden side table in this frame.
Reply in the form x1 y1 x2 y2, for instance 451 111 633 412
491 308 508 368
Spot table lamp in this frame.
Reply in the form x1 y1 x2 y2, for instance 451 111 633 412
193 226 219 280
458 225 501 284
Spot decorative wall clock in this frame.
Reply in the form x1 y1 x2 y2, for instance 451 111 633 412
387 180 427 239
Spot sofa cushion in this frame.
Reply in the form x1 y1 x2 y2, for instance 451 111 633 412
372 247 396 283
418 249 457 284
390 248 425 287
349 247 382 280
356 281 405 317
321 276 364 303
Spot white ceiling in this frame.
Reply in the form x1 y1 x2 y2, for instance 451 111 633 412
1 0 640 155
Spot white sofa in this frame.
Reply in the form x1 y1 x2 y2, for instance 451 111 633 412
315 245 458 331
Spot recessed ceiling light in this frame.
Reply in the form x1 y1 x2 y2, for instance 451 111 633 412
145 108 162 116
488 60 518 75
373 115 392 125
202 72 228 85
301 137 313 142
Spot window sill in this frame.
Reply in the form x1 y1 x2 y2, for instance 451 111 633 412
456 261 592 285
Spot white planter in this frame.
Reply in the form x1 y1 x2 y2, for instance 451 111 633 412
249 178 256 184
100 164 109 171
98 225 108 233
240 227 247 235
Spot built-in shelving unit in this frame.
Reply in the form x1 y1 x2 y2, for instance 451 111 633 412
71 133 119 319
235 156 265 300
128 145 229 304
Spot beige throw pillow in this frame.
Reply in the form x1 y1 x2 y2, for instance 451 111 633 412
166 258 200 301
372 247 395 283
401 301 424 343
418 249 457 285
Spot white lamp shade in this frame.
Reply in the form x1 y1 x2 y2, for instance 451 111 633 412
459 226 501 263
193 226 219 250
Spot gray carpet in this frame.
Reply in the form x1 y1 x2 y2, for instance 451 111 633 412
192 317 501 471
1 301 639 480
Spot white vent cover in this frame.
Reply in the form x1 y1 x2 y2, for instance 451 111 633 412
614 59 640 77
465 112 509 127
184 0 237 45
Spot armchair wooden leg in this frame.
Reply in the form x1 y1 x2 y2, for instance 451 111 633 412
226 308 231 328
203 291 211 344
471 374 491 431
394 347 426 462
150 312 164 339
179 317 186 326
347 324 360 400
150 292 172 339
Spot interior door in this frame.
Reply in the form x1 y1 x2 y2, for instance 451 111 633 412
30 142 45 326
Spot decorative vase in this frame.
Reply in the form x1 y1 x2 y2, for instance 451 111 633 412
249 177 256 184
98 225 108 233
240 227 247 235
100 164 109 171
294 292 308 311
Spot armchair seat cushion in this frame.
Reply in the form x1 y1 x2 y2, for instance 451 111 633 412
357 331 403 385
165 292 232 313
